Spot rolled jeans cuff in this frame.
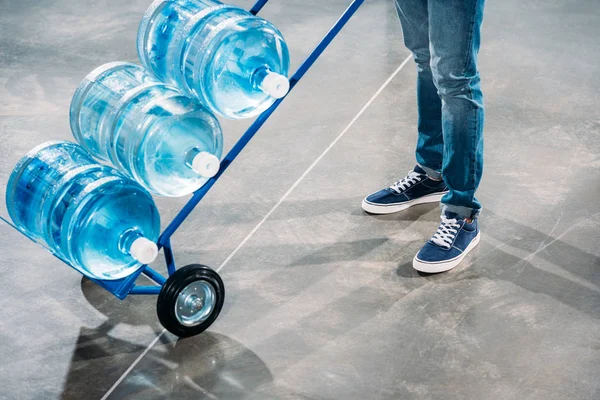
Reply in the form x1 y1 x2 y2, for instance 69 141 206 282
441 203 481 220
417 163 443 180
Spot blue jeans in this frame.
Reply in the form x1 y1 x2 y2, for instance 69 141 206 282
395 0 485 219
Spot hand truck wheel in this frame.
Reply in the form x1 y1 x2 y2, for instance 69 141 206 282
157 264 225 338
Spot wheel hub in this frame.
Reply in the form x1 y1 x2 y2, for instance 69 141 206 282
185 295 204 311
175 281 216 327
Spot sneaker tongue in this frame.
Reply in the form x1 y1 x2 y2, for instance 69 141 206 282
413 165 428 175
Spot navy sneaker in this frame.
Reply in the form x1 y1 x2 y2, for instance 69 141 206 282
362 166 448 214
413 213 481 273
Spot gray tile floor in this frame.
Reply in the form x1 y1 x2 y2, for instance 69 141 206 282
0 0 599 399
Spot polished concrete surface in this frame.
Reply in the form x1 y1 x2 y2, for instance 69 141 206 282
0 0 599 399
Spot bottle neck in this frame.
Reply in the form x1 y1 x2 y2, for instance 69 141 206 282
120 229 158 264
252 67 290 99
252 67 270 89
119 229 142 255
185 148 220 178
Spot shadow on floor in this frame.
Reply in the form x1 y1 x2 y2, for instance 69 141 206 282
104 332 274 399
401 210 600 319
480 211 599 320
59 204 600 398
351 201 441 222
60 279 273 399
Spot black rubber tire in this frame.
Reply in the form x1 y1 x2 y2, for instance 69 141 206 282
157 264 225 338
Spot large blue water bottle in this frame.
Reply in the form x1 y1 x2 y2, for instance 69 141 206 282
137 0 291 119
6 141 161 280
70 62 223 197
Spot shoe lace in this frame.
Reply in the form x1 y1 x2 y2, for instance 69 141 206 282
390 171 422 193
431 216 462 249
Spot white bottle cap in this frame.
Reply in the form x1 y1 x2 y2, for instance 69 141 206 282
191 151 220 178
129 237 158 265
261 72 290 98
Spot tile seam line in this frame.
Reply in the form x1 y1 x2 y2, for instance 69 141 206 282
100 331 165 400
215 53 414 273
99 53 413 400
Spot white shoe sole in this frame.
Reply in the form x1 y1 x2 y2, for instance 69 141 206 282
413 231 481 274
361 192 447 215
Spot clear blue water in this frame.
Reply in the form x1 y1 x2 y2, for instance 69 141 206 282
6 142 160 280
138 0 290 119
70 62 223 197
5 142 97 241
70 62 152 160
60 176 160 280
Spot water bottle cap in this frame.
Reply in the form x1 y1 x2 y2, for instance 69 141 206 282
130 237 158 265
262 72 290 99
192 152 220 178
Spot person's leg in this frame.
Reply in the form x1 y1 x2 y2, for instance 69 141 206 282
429 0 485 219
394 0 444 179
412 0 485 273
360 0 448 215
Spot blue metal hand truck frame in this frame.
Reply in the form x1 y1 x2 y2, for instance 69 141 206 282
3 0 365 337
